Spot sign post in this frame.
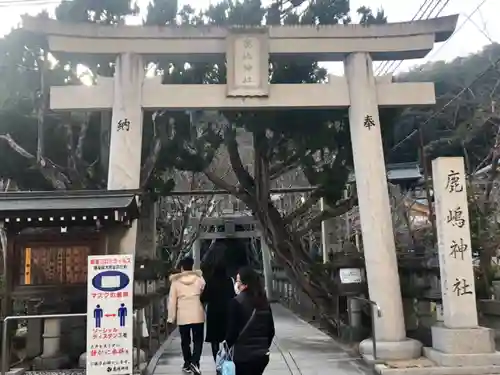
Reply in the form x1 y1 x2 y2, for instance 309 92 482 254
87 255 134 375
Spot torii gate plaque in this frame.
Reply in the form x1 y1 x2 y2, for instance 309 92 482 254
226 28 269 97
23 15 458 361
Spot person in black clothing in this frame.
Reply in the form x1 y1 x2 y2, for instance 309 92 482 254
201 263 235 361
225 267 275 375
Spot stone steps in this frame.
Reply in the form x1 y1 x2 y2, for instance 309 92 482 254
373 356 500 375
424 348 500 367
375 363 500 375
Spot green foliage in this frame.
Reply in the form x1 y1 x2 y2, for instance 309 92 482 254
55 0 138 24
389 43 500 170
0 0 390 198
0 0 142 189
356 6 387 25
387 45 500 294
392 44 500 297
144 0 390 206
144 0 177 25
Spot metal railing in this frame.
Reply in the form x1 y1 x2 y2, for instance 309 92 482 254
271 278 320 322
348 296 382 360
1 309 153 375
1 313 86 375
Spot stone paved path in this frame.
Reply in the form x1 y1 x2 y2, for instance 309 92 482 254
152 304 373 375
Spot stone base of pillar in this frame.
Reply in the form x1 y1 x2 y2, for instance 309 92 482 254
424 347 500 367
32 353 69 370
359 337 422 361
371 326 500 375
422 325 500 367
432 325 495 354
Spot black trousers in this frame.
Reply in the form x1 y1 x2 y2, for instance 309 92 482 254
179 323 204 365
211 342 220 361
235 355 270 375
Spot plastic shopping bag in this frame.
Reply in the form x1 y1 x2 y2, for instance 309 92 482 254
216 342 235 375
221 360 236 375
215 346 226 372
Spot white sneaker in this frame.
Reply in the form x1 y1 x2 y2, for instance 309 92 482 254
190 363 202 375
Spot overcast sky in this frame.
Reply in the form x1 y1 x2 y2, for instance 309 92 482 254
0 0 498 75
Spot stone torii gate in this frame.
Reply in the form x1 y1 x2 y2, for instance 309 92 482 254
23 15 457 361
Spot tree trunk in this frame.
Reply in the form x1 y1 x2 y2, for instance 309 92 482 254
100 111 111 176
36 49 49 163
245 196 340 330
243 138 341 331
201 115 345 332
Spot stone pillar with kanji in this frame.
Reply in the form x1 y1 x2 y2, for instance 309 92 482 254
424 156 500 367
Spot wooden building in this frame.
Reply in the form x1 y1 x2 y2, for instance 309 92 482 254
0 190 140 369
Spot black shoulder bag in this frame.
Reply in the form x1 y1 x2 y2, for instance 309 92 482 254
223 309 256 362
236 308 256 341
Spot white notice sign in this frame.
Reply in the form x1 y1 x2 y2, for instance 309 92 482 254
87 255 134 375
339 268 363 284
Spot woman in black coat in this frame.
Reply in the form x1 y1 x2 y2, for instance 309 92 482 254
201 264 235 360
225 267 275 375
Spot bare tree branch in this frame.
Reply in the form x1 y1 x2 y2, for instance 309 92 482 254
269 152 302 180
224 126 254 191
36 49 48 163
141 113 167 187
296 195 357 236
283 190 320 224
0 133 70 189
156 172 221 266
483 115 500 203
75 114 89 161
64 121 74 168
203 169 240 196
0 134 36 159
141 138 162 188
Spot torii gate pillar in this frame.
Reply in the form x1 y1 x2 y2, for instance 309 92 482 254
345 52 421 360
108 53 144 191
107 53 145 256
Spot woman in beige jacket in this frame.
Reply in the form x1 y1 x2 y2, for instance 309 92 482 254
167 257 206 374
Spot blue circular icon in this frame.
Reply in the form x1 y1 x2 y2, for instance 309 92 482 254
92 270 130 292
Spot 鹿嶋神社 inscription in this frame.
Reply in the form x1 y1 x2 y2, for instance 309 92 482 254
452 277 473 296
226 30 269 97
445 170 464 192
446 206 465 228
449 238 467 260
432 157 478 328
